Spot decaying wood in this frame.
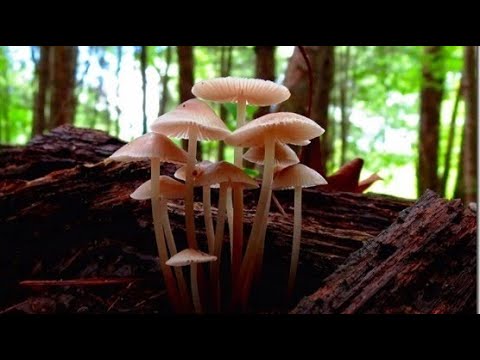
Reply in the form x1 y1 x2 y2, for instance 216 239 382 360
291 190 477 314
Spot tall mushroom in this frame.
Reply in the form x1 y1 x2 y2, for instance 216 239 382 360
166 248 217 314
130 176 191 309
193 161 258 311
272 164 327 300
108 132 189 312
225 112 324 306
192 77 291 263
150 99 231 251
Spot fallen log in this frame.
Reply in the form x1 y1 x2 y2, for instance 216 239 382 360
291 190 477 314
2 126 473 314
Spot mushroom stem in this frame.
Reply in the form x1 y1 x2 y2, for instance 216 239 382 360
234 98 247 167
160 197 192 311
226 188 234 257
190 263 202 314
236 137 275 306
287 186 302 300
232 184 244 286
185 128 198 249
212 183 228 312
150 159 182 312
202 186 215 254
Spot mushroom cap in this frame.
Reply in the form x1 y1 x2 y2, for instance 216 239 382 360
243 142 300 168
150 99 230 141
108 132 188 164
272 164 328 190
192 77 291 106
174 160 220 189
194 161 258 189
166 248 217 267
224 112 325 148
130 176 186 200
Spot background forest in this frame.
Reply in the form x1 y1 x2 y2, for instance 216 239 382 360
0 46 477 201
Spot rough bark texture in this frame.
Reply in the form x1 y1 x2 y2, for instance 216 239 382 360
279 46 334 175
32 46 51 137
50 46 78 129
417 46 444 196
292 190 476 314
0 126 474 314
462 46 478 203
254 46 276 119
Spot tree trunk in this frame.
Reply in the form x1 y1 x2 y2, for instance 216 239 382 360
49 46 78 129
140 46 148 135
279 46 334 176
158 46 172 116
31 46 50 138
440 77 462 197
292 190 476 314
462 46 478 203
114 46 122 137
339 46 351 166
254 46 276 119
417 46 444 196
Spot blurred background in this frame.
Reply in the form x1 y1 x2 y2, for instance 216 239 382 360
0 46 476 201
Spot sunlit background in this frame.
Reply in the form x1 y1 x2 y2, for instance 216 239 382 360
0 46 467 199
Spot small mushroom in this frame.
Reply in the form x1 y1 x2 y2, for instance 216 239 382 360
166 249 217 314
225 112 324 307
130 176 190 310
151 99 231 251
193 161 258 311
272 164 327 300
108 132 188 312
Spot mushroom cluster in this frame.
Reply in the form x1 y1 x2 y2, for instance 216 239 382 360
108 76 327 313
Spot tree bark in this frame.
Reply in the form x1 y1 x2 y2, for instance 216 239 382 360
140 46 148 135
462 46 478 203
292 190 476 314
254 46 276 119
49 46 78 129
279 46 334 175
177 46 201 158
32 46 51 137
417 46 444 196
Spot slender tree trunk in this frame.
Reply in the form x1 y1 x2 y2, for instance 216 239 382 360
32 46 52 137
462 46 478 203
440 77 462 197
217 46 233 162
417 46 445 196
49 46 78 129
254 46 276 119
114 46 122 137
339 46 351 166
177 46 200 158
140 46 148 134
158 46 172 116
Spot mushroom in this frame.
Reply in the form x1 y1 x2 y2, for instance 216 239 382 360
130 176 190 310
150 99 231 251
192 77 291 266
272 164 327 300
166 248 217 314
108 132 189 312
174 161 216 254
225 112 324 306
193 161 258 311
